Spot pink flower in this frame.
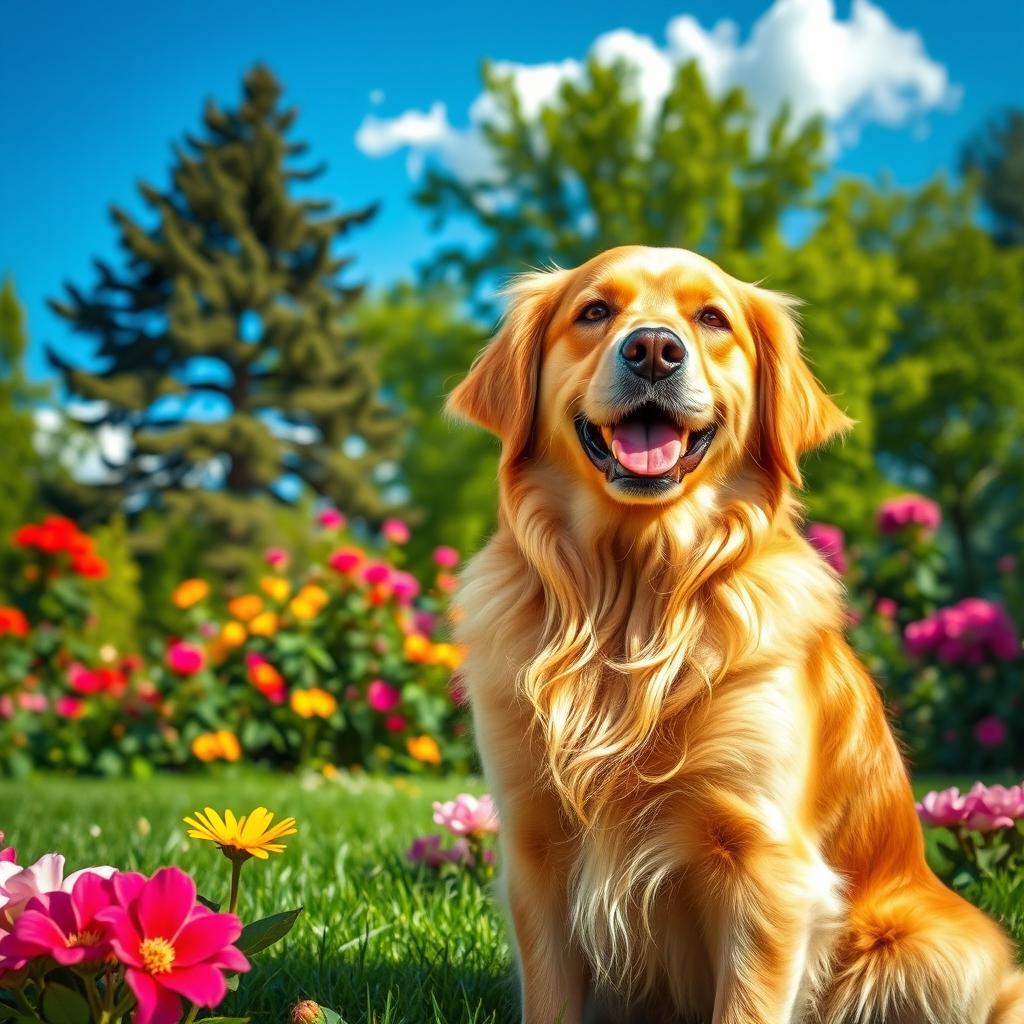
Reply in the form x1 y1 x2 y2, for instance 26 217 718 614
0 853 116 929
806 522 847 574
328 547 363 574
381 518 410 544
385 714 407 732
390 571 420 605
974 716 1008 749
317 508 346 529
436 572 458 594
166 641 205 676
962 782 1023 832
915 786 968 828
96 867 249 1024
56 696 84 719
876 597 898 618
433 546 460 568
406 835 477 868
904 599 1019 665
877 494 941 535
68 662 104 694
367 680 400 713
432 794 500 838
0 871 115 970
362 561 391 586
0 833 15 864
18 693 47 713
264 547 289 569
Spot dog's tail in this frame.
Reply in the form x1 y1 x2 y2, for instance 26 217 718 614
989 972 1024 1024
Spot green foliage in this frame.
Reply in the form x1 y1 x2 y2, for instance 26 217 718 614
88 515 142 654
48 66 404 575
355 283 497 563
0 279 48 592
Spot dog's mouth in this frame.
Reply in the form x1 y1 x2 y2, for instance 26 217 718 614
575 404 717 492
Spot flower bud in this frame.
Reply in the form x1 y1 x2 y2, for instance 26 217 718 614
290 1000 327 1024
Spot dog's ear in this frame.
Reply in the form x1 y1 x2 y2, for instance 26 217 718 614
745 285 853 486
447 269 566 464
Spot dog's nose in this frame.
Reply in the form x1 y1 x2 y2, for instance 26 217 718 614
619 327 686 383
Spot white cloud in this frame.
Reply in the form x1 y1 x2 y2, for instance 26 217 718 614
355 0 959 177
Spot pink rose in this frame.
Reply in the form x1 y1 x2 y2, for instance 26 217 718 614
433 546 460 568
915 786 968 828
166 641 205 676
367 680 400 713
877 494 941 535
806 522 847 574
432 794 500 838
876 597 898 618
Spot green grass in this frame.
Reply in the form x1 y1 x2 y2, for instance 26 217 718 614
1 774 1021 1023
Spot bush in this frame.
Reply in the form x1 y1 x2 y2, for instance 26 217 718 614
0 513 470 776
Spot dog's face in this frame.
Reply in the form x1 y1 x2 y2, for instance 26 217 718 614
450 246 850 509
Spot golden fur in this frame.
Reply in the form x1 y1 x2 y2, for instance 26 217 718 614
447 246 1024 1024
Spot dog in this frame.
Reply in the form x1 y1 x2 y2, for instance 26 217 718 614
446 246 1024 1024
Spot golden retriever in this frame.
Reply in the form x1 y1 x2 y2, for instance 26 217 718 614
447 246 1024 1024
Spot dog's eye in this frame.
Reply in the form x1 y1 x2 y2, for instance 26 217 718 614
578 302 611 323
698 307 730 331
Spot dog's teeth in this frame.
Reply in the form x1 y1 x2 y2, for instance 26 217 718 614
600 425 614 449
680 429 690 450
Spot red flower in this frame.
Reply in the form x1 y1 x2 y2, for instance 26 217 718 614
71 553 109 579
0 607 29 638
96 868 249 1024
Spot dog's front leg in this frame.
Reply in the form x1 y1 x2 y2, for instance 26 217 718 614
692 791 843 1024
505 827 587 1024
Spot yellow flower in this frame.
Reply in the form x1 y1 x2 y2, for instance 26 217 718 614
227 594 263 622
190 730 242 763
248 611 279 637
290 688 337 719
183 806 298 861
172 579 209 609
298 584 329 609
403 633 432 663
220 621 247 647
407 734 442 765
260 576 291 603
430 643 463 670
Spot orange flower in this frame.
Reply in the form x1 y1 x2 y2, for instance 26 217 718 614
247 656 285 702
227 594 263 622
407 734 442 765
220 621 247 648
171 579 209 609
191 730 242 763
403 633 432 663
260 576 291 603
248 611 279 637
290 688 337 719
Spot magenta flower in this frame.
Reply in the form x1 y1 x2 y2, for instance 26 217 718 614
317 508 346 529
876 597 898 618
0 853 116 929
406 834 482 868
18 693 47 713
432 794 499 838
806 522 847 574
367 680 400 713
916 781 1024 833
974 715 1008 749
264 547 289 569
0 871 115 970
904 598 1019 665
361 562 391 586
385 714 407 732
166 641 205 676
328 547 363 573
68 663 103 695
0 833 14 864
432 546 460 568
877 494 941 535
997 555 1017 575
381 518 410 544
96 867 249 1024
55 696 84 719
390 571 420 605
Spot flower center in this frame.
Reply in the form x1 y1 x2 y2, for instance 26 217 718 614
66 928 102 948
138 936 176 974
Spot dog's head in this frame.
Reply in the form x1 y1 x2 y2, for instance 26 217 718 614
449 246 851 509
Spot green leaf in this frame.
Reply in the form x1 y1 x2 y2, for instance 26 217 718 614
41 982 90 1024
197 894 222 912
320 1009 344 1024
237 907 303 955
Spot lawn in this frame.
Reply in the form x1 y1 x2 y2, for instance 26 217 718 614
2 774 1021 1024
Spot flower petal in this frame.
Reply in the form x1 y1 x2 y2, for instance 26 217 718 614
159 964 227 1006
138 868 196 941
95 906 144 967
172 911 243 967
126 969 183 1024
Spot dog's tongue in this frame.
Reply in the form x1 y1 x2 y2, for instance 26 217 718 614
611 420 683 476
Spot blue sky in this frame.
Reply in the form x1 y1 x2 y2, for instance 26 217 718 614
3 0 1022 381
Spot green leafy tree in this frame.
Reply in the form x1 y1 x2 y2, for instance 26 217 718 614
414 59 905 532
49 66 404 575
355 283 495 562
0 278 48 592
962 109 1024 247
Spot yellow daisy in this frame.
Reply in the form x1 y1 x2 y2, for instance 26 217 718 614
183 806 298 861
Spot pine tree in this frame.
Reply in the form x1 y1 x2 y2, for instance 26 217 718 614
49 66 404 574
